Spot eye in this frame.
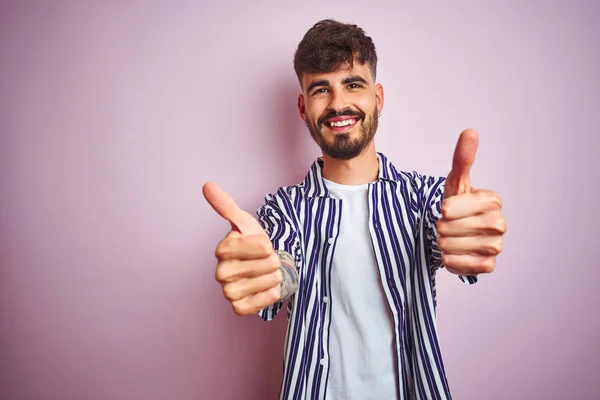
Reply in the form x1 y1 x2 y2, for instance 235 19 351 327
312 88 329 96
348 83 363 90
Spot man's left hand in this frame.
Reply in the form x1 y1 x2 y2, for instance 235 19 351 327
436 129 507 276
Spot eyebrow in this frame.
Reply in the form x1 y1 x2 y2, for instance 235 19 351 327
306 75 370 93
306 80 330 94
341 75 369 86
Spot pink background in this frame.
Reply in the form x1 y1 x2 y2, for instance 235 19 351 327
1 1 598 399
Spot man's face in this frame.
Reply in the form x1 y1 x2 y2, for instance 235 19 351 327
298 61 384 160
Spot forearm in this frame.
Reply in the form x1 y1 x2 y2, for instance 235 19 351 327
275 249 299 301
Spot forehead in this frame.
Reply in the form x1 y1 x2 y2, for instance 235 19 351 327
302 62 373 90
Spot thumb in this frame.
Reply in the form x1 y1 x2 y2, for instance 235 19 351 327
444 129 479 198
202 182 265 236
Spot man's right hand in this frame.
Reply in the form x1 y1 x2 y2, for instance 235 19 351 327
203 182 283 316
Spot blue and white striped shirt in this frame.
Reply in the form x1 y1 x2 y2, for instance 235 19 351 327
257 152 477 400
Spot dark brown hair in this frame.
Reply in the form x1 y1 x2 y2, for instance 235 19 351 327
293 19 378 88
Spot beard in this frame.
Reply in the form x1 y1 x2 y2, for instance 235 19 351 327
307 106 379 160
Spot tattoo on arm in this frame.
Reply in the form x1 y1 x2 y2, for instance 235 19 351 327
275 250 299 301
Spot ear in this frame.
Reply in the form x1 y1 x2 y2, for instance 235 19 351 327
298 93 307 123
375 83 384 115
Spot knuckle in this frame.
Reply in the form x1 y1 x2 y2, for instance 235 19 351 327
440 200 451 219
215 261 236 282
445 266 460 275
232 303 249 316
479 189 494 197
272 268 283 284
260 237 274 254
485 238 503 255
478 189 492 197
215 265 225 282
252 235 273 255
268 253 281 270
485 191 502 209
437 237 448 251
441 253 451 267
436 220 446 235
483 258 496 273
494 237 504 254
266 286 281 305
215 240 231 260
475 257 495 274
483 245 495 256
494 216 507 234
222 284 239 301
476 190 502 210
494 195 503 209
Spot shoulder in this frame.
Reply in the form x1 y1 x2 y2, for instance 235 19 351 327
377 153 446 203
400 171 446 191
380 153 445 190
263 182 305 204
258 182 307 221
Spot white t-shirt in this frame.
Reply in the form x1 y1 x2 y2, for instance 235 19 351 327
323 178 399 400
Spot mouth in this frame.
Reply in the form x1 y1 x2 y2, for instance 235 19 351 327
323 117 360 133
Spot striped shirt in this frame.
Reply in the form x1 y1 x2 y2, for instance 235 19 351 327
256 152 477 400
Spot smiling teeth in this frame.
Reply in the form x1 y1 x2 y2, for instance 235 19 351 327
330 119 356 127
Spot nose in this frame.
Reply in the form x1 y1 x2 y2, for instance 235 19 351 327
328 88 349 114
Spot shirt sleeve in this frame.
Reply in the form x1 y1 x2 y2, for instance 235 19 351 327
255 190 302 321
419 174 478 285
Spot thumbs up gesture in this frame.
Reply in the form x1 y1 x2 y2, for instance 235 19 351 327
436 129 507 276
203 182 283 315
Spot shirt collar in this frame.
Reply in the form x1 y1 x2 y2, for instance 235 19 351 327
302 152 396 198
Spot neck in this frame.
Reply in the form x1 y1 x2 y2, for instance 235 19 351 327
321 141 379 185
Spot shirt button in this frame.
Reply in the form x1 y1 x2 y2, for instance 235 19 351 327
327 237 334 244
323 296 329 303
320 358 326 365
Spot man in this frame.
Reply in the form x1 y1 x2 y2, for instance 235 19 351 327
203 19 506 400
